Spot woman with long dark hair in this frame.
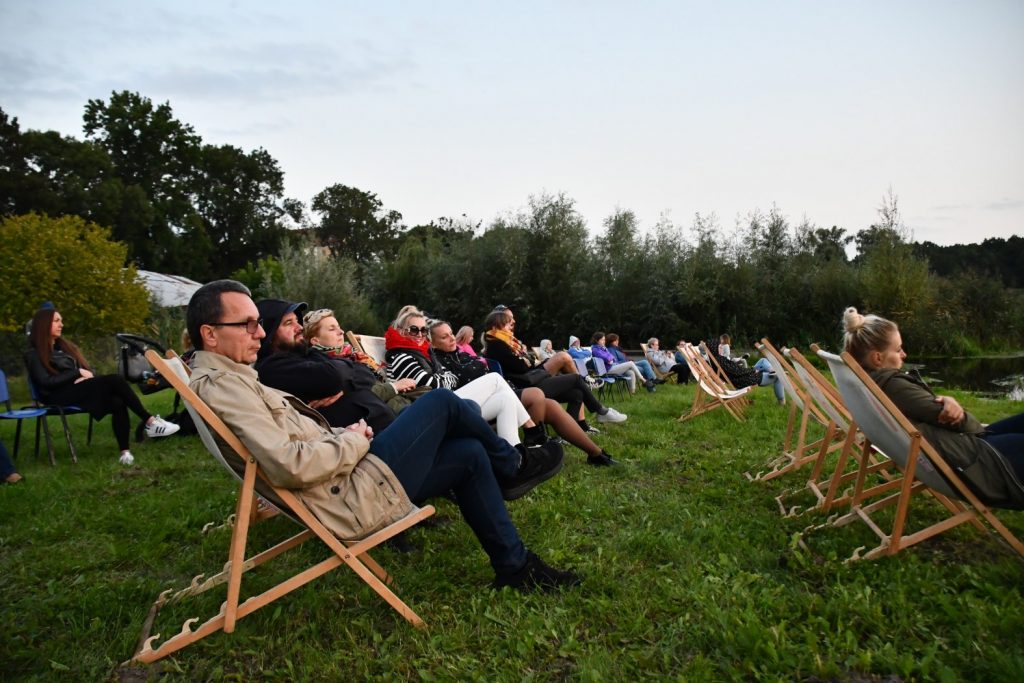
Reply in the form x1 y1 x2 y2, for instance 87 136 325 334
25 308 179 465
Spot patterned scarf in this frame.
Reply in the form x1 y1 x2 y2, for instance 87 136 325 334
486 328 529 357
311 342 381 372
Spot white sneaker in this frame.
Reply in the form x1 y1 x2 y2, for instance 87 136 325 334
597 407 627 423
145 416 181 438
119 452 135 466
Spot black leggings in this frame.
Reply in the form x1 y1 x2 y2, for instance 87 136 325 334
538 374 604 418
49 375 151 450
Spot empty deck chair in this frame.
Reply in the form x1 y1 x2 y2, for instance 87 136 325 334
130 351 435 664
809 349 1024 561
746 339 834 482
677 343 753 423
774 347 890 517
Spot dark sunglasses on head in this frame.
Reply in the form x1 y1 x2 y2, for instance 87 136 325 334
405 325 429 336
492 304 509 311
208 318 264 334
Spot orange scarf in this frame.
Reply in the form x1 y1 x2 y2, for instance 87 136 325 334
487 328 528 357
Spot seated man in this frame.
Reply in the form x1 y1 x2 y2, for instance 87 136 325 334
186 280 578 591
253 299 414 434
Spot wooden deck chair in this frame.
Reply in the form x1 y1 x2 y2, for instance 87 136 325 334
347 331 386 366
774 347 891 517
130 351 435 664
809 349 1024 561
640 343 677 384
746 339 834 482
531 346 544 362
677 343 753 423
698 341 751 410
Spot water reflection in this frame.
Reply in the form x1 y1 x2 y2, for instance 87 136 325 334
906 355 1024 399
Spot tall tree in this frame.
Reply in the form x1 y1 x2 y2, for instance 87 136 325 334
311 184 404 265
83 91 204 272
193 144 293 278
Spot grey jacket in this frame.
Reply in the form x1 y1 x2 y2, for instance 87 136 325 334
872 368 1024 509
190 350 413 540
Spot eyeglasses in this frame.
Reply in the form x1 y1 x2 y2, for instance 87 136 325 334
405 326 429 337
303 308 333 327
208 318 264 334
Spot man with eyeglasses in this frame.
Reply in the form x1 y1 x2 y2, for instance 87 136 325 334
186 280 581 592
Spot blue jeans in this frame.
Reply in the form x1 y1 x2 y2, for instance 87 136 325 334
754 358 785 403
369 389 527 576
634 359 656 381
0 441 16 479
981 411 1024 480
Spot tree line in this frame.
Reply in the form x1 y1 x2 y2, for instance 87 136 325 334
1 92 1022 356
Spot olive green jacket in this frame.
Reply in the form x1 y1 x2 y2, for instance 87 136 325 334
190 350 413 540
871 368 1024 509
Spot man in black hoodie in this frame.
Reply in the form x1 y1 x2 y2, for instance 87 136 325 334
253 299 400 434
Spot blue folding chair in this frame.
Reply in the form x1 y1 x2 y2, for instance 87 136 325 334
24 373 93 464
591 357 628 400
485 358 504 376
0 369 54 464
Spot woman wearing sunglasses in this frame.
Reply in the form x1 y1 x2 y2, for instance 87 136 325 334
385 306 556 453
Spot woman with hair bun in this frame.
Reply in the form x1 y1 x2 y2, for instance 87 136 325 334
841 306 1024 509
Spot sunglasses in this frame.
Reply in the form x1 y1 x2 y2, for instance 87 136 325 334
405 326 429 337
208 318 264 334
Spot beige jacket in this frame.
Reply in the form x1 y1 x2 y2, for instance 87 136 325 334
190 350 413 541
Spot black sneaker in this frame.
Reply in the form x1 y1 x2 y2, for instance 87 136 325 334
586 451 618 467
492 551 582 592
653 378 667 385
501 442 564 501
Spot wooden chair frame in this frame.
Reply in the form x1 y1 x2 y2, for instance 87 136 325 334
746 339 837 482
804 349 1023 562
677 343 752 423
129 351 434 664
347 331 386 367
773 346 892 517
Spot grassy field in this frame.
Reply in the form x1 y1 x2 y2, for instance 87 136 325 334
1 376 1022 682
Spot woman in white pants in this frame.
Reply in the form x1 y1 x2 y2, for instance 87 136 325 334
384 305 534 445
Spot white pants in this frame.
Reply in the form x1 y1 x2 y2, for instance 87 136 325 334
608 361 642 392
454 373 530 445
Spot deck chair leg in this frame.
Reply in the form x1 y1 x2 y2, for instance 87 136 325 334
224 458 259 633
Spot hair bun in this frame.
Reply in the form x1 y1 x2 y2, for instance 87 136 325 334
842 306 864 332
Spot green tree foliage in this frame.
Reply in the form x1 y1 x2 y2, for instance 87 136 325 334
193 144 291 279
311 184 405 266
83 91 204 272
0 213 150 334
255 234 379 334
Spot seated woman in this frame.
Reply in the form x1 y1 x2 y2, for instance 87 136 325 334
431 321 618 466
646 337 690 384
707 340 785 404
25 307 179 466
537 339 555 361
842 307 1024 509
385 306 548 450
718 333 749 368
567 336 590 361
606 333 660 386
482 306 626 432
593 332 655 393
455 325 478 357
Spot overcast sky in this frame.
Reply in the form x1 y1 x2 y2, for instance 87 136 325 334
2 1 1022 245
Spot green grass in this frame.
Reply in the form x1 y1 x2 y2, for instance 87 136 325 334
1 380 1022 682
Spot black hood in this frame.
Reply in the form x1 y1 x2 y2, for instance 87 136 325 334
255 298 307 362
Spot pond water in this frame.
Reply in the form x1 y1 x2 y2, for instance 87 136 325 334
904 354 1024 400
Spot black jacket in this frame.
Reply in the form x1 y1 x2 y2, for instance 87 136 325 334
256 346 396 434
